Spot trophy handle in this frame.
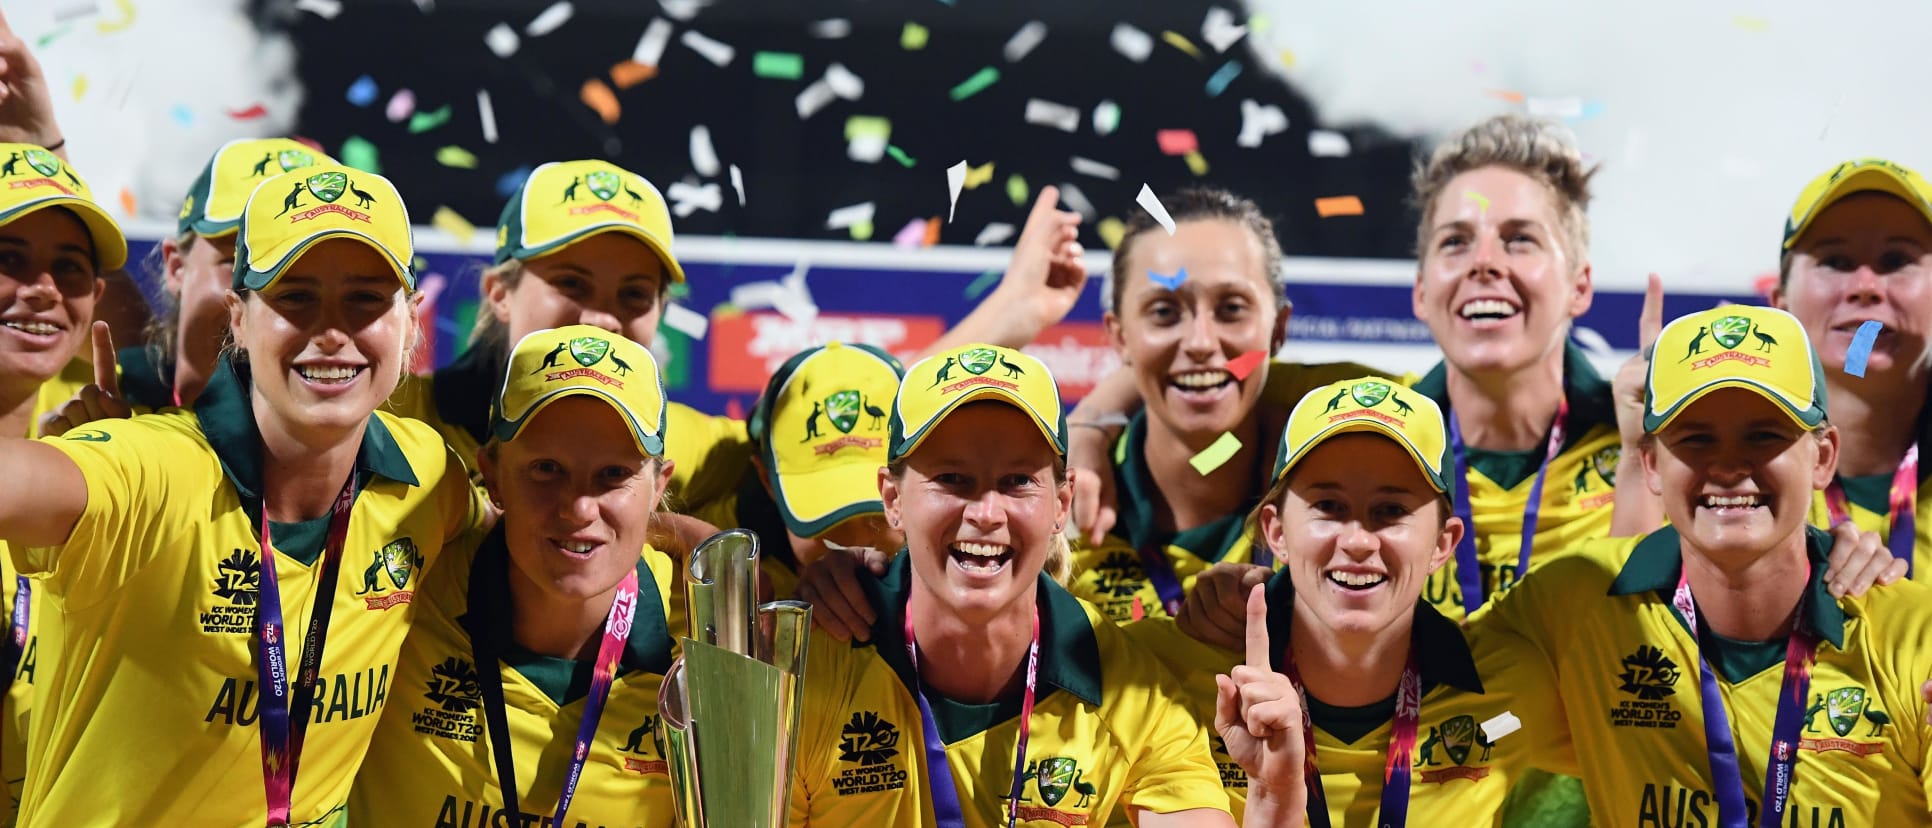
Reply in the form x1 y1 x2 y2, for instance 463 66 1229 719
686 529 761 654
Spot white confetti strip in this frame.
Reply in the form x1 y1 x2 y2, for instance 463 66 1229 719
1056 182 1096 219
661 303 710 340
808 18 851 39
847 132 888 164
946 161 967 223
659 0 704 21
1308 129 1351 158
1526 97 1584 119
292 0 342 20
1237 99 1288 148
1003 21 1047 62
476 90 498 144
485 23 520 58
1024 98 1081 133
1092 100 1120 136
1201 7 1248 53
825 202 875 230
666 181 722 217
729 164 746 206
1070 156 1120 180
681 30 735 67
634 18 673 65
1137 184 1175 235
975 222 1016 246
525 2 574 37
1110 23 1153 63
689 125 720 177
795 80 836 119
824 63 864 100
1480 712 1522 742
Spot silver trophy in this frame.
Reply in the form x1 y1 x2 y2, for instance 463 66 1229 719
658 529 811 827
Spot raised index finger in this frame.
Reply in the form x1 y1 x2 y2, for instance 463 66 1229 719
90 321 119 396
1639 273 1665 351
1243 583 1272 669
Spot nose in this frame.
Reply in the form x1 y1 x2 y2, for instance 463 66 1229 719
1180 302 1219 360
1844 265 1883 306
559 485 600 525
1335 518 1379 559
12 268 60 311
1465 233 1504 283
578 305 623 334
962 487 1007 532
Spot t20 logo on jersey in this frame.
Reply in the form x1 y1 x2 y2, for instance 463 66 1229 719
832 711 907 796
200 549 261 635
413 657 483 743
1609 645 1683 731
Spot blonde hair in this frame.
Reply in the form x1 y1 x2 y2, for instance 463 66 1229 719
1044 530 1073 585
142 229 199 370
468 258 524 353
1411 114 1598 263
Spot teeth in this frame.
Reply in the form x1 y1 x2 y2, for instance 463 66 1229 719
1173 370 1232 389
953 541 1008 558
1327 571 1387 588
1700 494 1761 508
560 540 595 553
1458 299 1519 319
2 321 59 335
298 365 361 381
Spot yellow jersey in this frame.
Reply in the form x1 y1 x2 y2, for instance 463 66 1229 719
1067 360 1400 626
1411 342 1623 622
1477 525 1932 826
350 526 680 827
789 556 1229 826
15 360 485 826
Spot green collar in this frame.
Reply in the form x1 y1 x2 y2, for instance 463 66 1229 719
1262 567 1485 697
431 344 506 445
1606 525 1846 649
1414 340 1618 455
458 525 676 705
1113 412 1262 563
193 357 418 523
862 554 1104 741
733 470 801 578
115 345 176 410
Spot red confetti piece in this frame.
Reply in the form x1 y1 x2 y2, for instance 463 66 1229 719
1155 129 1199 156
226 103 268 120
725 397 746 420
117 186 135 217
1227 350 1266 381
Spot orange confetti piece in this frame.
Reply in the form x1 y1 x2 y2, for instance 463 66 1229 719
580 79 620 124
921 216 941 247
117 187 135 217
610 60 657 90
1486 89 1526 103
1315 196 1365 218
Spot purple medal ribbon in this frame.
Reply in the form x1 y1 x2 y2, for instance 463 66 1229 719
254 473 357 827
1283 649 1422 828
1447 395 1568 614
3 575 29 688
1672 569 1818 828
905 608 1039 828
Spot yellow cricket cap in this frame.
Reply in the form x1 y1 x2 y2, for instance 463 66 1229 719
493 159 685 283
179 138 332 238
1274 377 1452 499
492 325 667 457
1644 305 1825 433
0 143 127 270
890 345 1065 462
748 342 905 537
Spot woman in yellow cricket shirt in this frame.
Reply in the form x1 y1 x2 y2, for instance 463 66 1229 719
788 344 1306 828
353 326 683 827
0 142 125 824
0 163 484 826
1769 158 1932 578
1481 304 1932 827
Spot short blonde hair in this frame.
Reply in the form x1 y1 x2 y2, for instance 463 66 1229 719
1411 114 1598 263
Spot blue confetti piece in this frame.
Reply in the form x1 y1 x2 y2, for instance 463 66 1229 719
1149 268 1187 290
1581 100 1607 119
495 165 534 199
1845 320 1883 377
168 104 193 127
1204 61 1241 98
346 75 379 108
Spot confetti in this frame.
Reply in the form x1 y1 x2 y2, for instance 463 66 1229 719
1005 175 1029 207
845 116 892 163
117 186 135 217
1480 712 1522 742
1308 130 1351 158
71 75 87 102
1097 217 1125 249
826 201 876 230
974 223 1015 246
1485 89 1526 104
1004 21 1047 62
1149 268 1187 290
1189 432 1243 475
346 75 379 107
660 0 703 21
52 0 98 24
795 81 836 119
341 136 381 174
666 181 722 217
1464 190 1490 214
95 0 134 34
485 23 520 58
1156 129 1199 156
1279 49 1297 68
525 2 573 37
1227 350 1266 381
1846 321 1884 377
681 30 735 67
850 221 874 241
1733 15 1769 32
892 217 932 249
1092 100 1120 136
690 126 720 176
729 164 745 205
1161 31 1203 60
900 22 929 50
1070 156 1120 181
661 303 710 340
1137 184 1175 235
168 104 193 127
1110 23 1153 62
228 103 268 121
431 206 476 243
1024 98 1080 133
964 269 1002 299
435 146 478 169
1056 182 1096 219
1202 7 1248 52
634 18 673 65
408 105 453 133
611 60 656 89
753 51 805 80
1237 99 1288 148
1315 196 1365 217
36 25 76 50
949 66 1001 101
294 0 343 19
808 18 850 39
495 166 533 198
476 90 499 143
1183 151 1208 176
824 63 864 100
580 79 620 124
385 89 415 122
1204 60 1241 97
886 145 917 168
946 161 967 222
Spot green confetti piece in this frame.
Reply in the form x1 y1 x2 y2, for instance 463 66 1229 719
844 115 892 142
341 135 381 174
669 281 692 300
752 51 805 80
850 220 874 241
900 22 929 50
1005 174 1028 207
35 25 73 49
1188 431 1243 475
948 66 1000 101
1093 101 1121 135
435 145 479 169
886 144 916 167
963 269 1001 299
407 104 453 133
1250 14 1272 33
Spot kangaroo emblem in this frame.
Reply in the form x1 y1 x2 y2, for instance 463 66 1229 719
355 555 386 595
273 182 307 218
251 153 273 177
559 176 583 204
1679 326 1710 362
348 179 377 209
1414 726 1442 766
928 357 957 388
802 401 823 441
532 341 569 373
0 152 20 176
1321 387 1348 413
608 353 633 376
1391 392 1415 416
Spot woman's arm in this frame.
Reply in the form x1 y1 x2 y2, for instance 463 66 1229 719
0 437 88 548
913 185 1088 361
